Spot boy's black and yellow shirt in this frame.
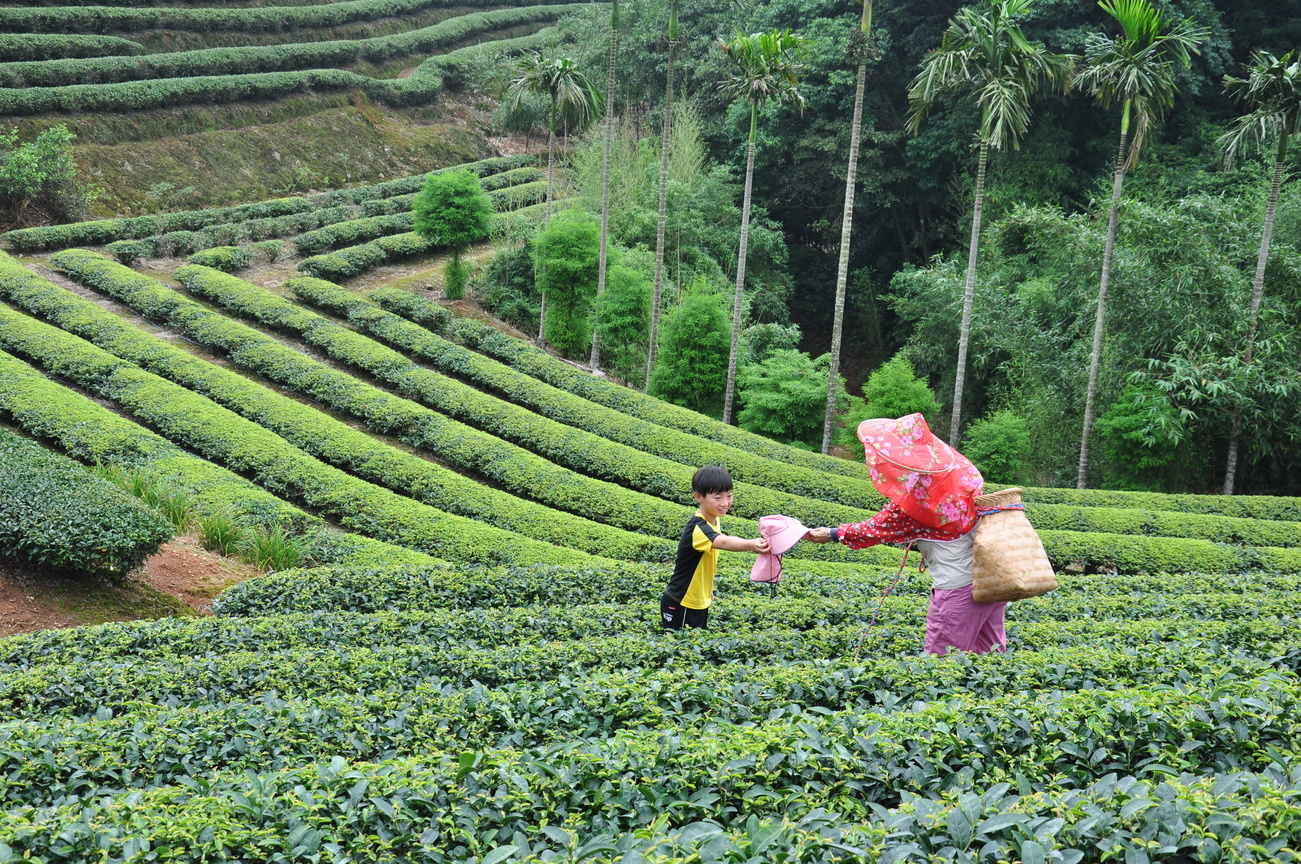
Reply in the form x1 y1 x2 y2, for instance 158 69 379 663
666 512 721 610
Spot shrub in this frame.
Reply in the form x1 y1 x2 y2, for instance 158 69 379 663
535 209 600 357
649 279 732 417
963 409 1033 485
0 428 172 574
737 350 848 447
0 125 98 229
412 168 494 301
188 245 253 272
476 242 538 332
594 260 652 383
859 353 941 423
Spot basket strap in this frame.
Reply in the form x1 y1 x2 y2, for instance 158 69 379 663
977 503 1024 518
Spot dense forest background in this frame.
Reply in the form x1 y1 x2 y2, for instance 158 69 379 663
499 0 1301 495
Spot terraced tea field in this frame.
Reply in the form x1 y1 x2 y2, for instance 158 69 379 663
2 157 1301 859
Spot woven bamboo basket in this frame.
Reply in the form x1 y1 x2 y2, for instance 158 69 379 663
971 487 1057 603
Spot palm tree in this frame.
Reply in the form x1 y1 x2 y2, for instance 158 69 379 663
590 0 622 370
505 53 601 345
907 0 1073 447
1215 50 1301 494
717 29 808 425
1072 0 1206 489
820 0 873 454
645 0 681 390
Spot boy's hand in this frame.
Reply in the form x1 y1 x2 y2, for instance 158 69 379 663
751 537 771 554
805 527 832 544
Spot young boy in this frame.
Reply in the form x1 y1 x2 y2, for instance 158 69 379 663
661 465 770 630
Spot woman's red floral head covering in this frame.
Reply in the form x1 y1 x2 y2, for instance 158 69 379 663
857 413 984 532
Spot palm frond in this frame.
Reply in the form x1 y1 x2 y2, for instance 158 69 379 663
1218 50 1301 168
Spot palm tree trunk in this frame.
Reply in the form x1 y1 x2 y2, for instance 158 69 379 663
538 114 556 345
590 1 619 370
1222 131 1288 495
722 107 758 426
646 25 678 389
1077 111 1130 488
948 137 989 447
821 59 868 454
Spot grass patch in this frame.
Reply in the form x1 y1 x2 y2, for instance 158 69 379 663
73 98 492 213
43 573 197 627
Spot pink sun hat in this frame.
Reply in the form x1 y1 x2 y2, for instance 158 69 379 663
750 514 810 584
857 413 984 532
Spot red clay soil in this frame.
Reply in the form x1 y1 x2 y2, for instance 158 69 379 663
140 535 260 614
0 535 261 639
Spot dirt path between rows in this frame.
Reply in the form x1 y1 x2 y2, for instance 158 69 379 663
0 535 260 640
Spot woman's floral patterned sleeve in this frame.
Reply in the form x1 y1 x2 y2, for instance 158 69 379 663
835 502 966 549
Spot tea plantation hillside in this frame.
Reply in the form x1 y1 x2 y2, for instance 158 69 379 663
2 163 1301 859
0 0 600 212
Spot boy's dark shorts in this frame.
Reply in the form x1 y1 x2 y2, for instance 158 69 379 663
660 593 709 629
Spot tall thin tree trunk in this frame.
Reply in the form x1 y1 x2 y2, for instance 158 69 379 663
591 1 619 370
821 59 868 454
948 138 989 447
1078 109 1131 488
722 109 757 426
538 116 556 345
1223 132 1288 495
646 13 679 390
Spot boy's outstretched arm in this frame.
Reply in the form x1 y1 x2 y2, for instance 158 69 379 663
712 534 770 554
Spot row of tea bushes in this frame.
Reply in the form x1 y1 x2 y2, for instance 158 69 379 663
0 679 1296 859
0 0 555 34
292 168 543 254
0 344 434 572
0 645 1286 806
295 278 881 506
0 261 678 562
0 301 599 568
0 33 143 61
50 250 885 566
1 154 532 252
298 200 560 279
377 287 1301 521
181 266 874 528
0 427 172 574
0 3 582 84
0 24 560 114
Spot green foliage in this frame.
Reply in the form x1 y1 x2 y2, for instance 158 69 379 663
963 409 1033 485
376 286 860 477
443 255 470 300
187 245 253 272
535 208 600 358
412 168 494 251
741 321 801 366
888 192 1301 492
595 259 652 384
198 507 246 556
0 124 97 228
0 428 172 574
238 523 305 572
0 19 567 117
476 242 539 333
0 5 581 88
3 154 533 253
737 350 846 447
0 34 144 62
857 353 941 423
650 279 732 418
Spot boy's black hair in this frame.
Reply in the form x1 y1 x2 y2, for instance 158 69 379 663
692 465 733 496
